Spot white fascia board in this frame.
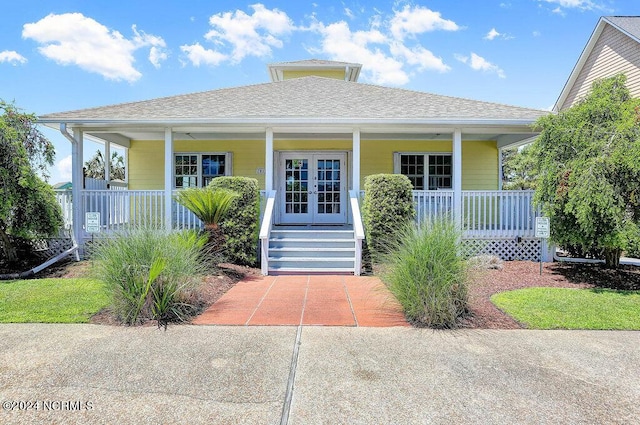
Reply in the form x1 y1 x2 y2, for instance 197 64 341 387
38 117 541 128
554 18 607 112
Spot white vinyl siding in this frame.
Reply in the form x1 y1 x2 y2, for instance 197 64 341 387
561 23 640 110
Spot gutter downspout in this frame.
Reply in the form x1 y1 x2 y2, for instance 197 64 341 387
60 123 82 261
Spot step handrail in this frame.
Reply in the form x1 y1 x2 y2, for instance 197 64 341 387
349 190 365 276
259 190 277 275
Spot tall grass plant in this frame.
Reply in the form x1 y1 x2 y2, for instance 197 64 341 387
383 219 468 328
91 227 210 327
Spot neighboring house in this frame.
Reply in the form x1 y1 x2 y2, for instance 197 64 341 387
555 16 640 111
52 181 72 190
41 59 549 274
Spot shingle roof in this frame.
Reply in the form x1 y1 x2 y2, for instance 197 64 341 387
605 16 640 41
41 76 547 123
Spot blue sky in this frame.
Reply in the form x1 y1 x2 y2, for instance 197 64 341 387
0 0 635 183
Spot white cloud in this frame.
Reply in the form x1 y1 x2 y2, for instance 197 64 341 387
390 42 450 73
22 13 166 82
484 28 513 41
456 52 506 78
180 43 227 66
344 7 355 19
316 21 408 85
149 46 168 68
133 26 168 68
56 155 72 181
183 4 456 85
485 28 501 40
0 50 27 65
199 3 295 64
454 53 468 64
533 30 541 37
538 0 610 12
390 4 459 40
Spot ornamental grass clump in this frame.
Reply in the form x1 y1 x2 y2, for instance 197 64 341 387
91 227 210 327
383 219 468 328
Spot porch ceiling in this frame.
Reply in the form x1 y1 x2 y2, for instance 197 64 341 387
80 126 538 148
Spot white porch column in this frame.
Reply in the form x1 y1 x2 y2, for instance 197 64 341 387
352 128 361 192
164 128 174 231
104 140 111 184
453 129 463 228
71 128 84 248
265 128 274 192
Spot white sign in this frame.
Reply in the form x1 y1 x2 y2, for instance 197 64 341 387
86 212 101 233
535 217 550 239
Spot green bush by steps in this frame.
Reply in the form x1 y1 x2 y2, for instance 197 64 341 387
208 176 260 266
382 219 468 328
362 174 415 261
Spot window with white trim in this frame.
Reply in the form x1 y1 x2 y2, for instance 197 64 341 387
394 153 452 190
174 153 232 188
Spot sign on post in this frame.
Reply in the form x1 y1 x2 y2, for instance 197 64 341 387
535 217 550 239
535 217 550 275
85 212 101 233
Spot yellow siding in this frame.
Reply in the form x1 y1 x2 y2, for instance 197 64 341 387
128 138 498 191
274 139 351 151
282 70 346 80
562 24 640 109
462 141 498 190
128 139 265 190
361 140 451 189
128 141 164 190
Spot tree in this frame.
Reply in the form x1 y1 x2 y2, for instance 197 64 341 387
84 150 125 180
0 100 63 263
533 74 640 268
502 144 538 190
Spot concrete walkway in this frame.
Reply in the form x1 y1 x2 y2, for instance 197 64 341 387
0 325 638 424
193 275 409 327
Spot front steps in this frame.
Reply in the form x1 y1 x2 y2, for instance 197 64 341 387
267 227 356 274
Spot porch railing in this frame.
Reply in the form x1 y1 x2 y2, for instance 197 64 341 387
57 189 537 239
462 190 537 238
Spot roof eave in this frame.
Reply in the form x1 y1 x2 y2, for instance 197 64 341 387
554 17 608 112
38 117 542 127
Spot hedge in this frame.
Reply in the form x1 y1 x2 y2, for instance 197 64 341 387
362 174 415 260
208 177 260 266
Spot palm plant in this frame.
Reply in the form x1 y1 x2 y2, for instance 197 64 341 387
174 188 239 252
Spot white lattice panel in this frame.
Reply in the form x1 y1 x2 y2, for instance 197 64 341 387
462 238 541 261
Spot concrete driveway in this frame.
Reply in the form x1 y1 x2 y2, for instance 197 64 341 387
0 325 638 424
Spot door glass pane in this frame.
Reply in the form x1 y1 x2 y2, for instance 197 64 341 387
316 158 341 215
285 159 308 215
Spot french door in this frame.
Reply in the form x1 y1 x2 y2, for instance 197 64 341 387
279 152 347 224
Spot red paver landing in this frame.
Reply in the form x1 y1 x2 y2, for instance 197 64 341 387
193 275 409 327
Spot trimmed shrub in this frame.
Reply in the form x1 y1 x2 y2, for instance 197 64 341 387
362 174 415 260
208 177 260 266
382 219 468 328
625 228 640 259
91 227 210 327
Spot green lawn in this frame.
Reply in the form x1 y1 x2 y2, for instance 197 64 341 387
492 287 640 330
0 278 109 323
